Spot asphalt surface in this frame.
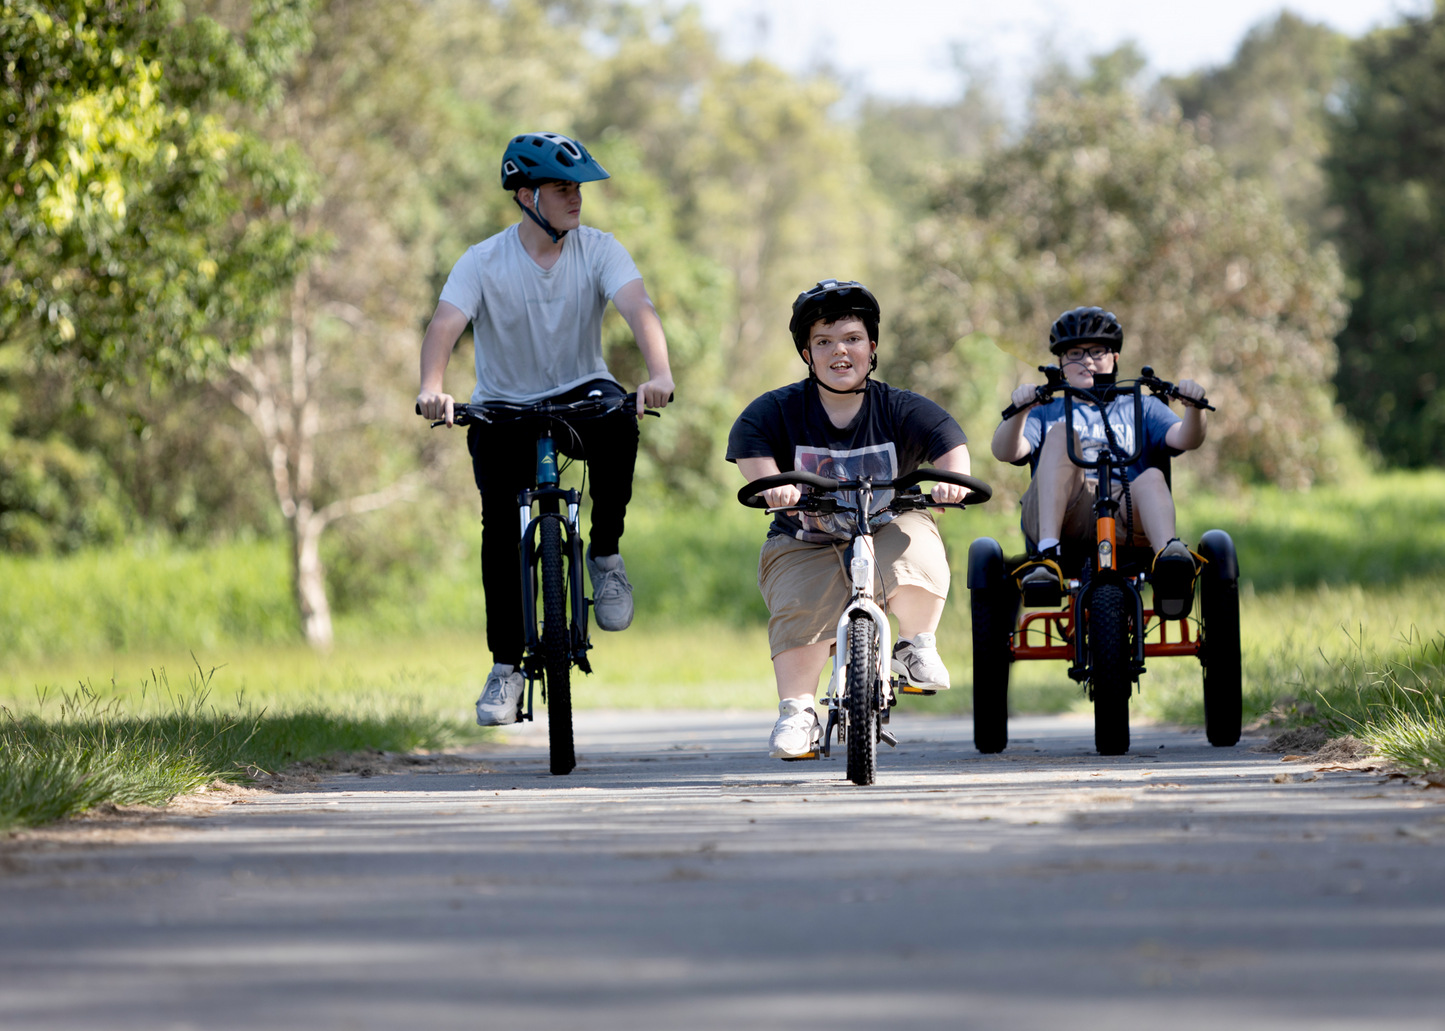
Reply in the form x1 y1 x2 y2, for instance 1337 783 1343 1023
3 709 1444 1030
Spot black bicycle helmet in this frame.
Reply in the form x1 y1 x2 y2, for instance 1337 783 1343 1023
789 279 881 356
1048 306 1123 355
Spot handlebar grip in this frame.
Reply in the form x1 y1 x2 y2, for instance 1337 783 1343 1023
892 468 993 504
738 471 842 508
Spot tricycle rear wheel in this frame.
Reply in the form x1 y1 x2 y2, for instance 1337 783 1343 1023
1200 575 1243 747
970 585 1015 754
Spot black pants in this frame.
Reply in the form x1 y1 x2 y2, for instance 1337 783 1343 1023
467 379 639 666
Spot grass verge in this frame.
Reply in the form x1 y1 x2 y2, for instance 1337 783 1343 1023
0 665 463 832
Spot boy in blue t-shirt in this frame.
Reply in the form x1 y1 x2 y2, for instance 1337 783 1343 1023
990 307 1208 607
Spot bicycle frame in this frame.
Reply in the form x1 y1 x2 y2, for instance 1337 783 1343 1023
515 430 591 722
819 482 896 757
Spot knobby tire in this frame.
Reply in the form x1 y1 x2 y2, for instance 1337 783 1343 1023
846 615 878 786
540 517 575 775
1201 576 1243 747
1089 583 1132 756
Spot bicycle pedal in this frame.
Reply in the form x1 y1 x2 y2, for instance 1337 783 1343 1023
780 751 820 762
879 730 898 748
897 684 937 696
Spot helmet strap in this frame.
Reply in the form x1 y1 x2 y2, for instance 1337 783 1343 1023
515 190 567 244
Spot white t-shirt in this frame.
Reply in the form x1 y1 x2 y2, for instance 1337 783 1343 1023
439 224 642 404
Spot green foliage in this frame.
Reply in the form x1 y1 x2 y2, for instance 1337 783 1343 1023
0 537 298 657
1328 1 1445 466
1164 12 1349 230
892 86 1351 487
1 0 317 380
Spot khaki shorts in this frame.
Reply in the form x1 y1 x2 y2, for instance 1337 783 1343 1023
1020 477 1150 548
757 509 950 658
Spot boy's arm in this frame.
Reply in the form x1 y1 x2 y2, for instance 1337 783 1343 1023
612 279 675 415
1164 379 1208 451
991 384 1042 462
417 300 471 427
927 444 972 504
736 456 801 512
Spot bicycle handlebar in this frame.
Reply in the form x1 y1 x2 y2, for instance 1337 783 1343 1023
737 468 993 511
999 365 1214 421
416 391 671 427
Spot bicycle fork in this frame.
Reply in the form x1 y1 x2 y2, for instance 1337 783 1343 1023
515 432 592 722
820 531 899 756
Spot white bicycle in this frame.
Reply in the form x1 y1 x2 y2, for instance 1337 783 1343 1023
739 469 993 784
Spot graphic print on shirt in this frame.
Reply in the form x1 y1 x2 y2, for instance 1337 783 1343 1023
794 442 898 541
1041 398 1138 480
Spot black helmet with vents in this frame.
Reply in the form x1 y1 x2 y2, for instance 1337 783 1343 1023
1048 306 1123 355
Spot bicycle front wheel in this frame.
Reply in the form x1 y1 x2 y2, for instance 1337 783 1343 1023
845 615 878 786
540 517 575 775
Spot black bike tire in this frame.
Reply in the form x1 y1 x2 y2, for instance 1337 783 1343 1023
970 585 1014 754
540 517 575 775
845 615 878 786
1090 583 1132 756
1200 576 1243 747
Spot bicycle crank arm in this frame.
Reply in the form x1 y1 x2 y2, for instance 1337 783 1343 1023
879 729 898 748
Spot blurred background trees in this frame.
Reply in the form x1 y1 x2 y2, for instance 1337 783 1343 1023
4 0 1443 643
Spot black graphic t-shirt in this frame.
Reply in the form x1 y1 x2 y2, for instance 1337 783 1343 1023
726 379 968 542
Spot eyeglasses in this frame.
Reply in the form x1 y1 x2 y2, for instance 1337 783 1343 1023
1062 346 1113 362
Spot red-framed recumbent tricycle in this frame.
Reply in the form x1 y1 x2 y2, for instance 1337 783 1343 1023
968 366 1243 756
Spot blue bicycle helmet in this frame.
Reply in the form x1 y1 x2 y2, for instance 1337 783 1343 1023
500 132 610 242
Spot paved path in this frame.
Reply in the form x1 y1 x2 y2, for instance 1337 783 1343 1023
3 711 1444 1030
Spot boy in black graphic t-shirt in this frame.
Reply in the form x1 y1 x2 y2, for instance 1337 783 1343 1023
726 280 972 760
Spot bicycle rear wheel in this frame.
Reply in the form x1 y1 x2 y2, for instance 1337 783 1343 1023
845 615 878 786
540 516 575 775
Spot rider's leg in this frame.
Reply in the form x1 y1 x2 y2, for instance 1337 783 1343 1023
1035 420 1087 546
1126 466 1177 551
470 421 537 668
563 380 638 557
887 585 944 640
771 640 833 702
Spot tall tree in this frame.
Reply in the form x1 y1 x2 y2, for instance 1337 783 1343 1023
1328 1 1445 466
1165 12 1349 231
1 0 316 379
890 87 1349 488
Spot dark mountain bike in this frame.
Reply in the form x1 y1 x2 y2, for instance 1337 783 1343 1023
739 468 992 784
419 391 664 775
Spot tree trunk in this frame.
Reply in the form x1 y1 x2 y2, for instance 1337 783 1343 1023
291 504 334 650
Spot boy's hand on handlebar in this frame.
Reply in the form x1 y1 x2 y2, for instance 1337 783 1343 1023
763 483 802 514
417 390 455 427
1175 379 1206 404
636 375 674 415
1010 383 1042 411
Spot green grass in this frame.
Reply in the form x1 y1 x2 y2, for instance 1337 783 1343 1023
0 665 462 832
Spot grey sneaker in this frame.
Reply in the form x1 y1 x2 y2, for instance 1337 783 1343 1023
476 664 524 726
891 632 951 690
586 550 634 631
769 695 821 759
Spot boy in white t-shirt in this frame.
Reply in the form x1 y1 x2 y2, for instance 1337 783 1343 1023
416 132 674 726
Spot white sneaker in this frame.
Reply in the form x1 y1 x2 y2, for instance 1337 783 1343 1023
476 664 525 726
769 695 821 759
892 633 951 690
